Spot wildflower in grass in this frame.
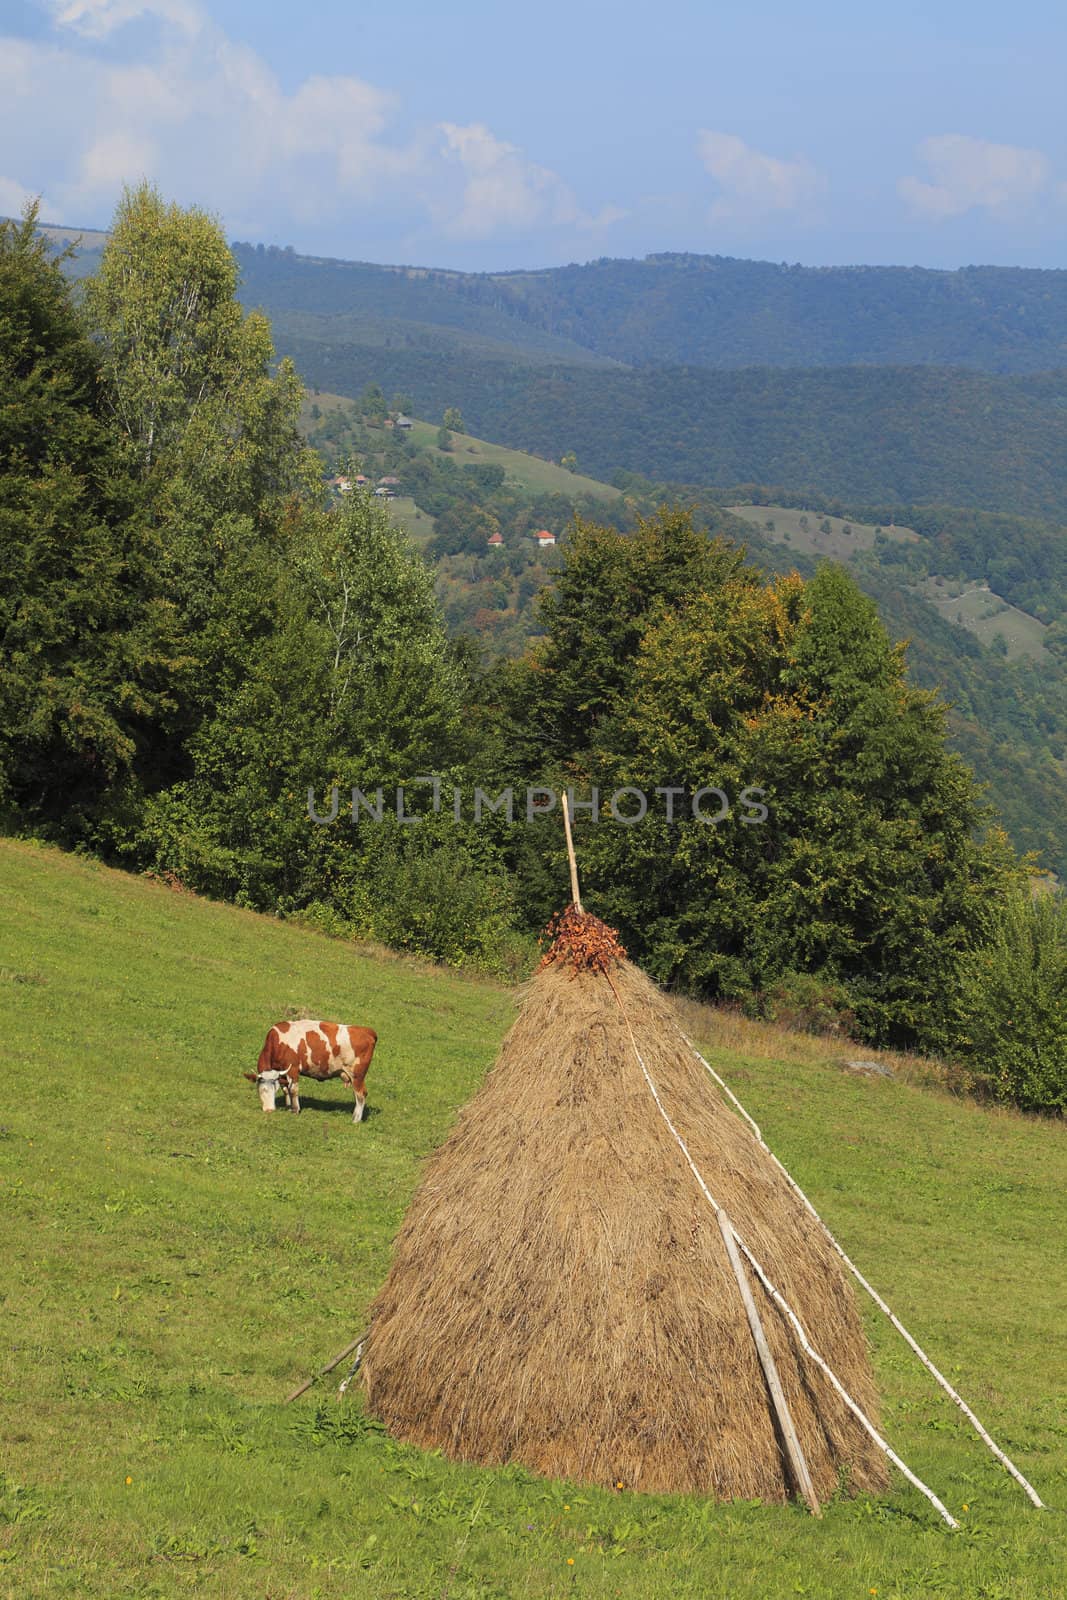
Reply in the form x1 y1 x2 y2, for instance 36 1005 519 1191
125 1476 132 1485
567 1557 574 1565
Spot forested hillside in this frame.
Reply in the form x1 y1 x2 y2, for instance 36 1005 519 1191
300 392 1067 876
234 243 1067 375
286 345 1067 519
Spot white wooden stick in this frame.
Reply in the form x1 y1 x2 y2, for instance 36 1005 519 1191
561 791 583 913
717 1208 822 1515
679 1030 1045 1510
337 1338 366 1398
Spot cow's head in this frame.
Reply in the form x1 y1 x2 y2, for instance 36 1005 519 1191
244 1068 289 1112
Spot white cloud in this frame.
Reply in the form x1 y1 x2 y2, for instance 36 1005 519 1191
0 2 620 251
697 131 824 221
437 122 587 238
0 175 59 221
898 135 1050 220
81 130 156 190
48 0 201 39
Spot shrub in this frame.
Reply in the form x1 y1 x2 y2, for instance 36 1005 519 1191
943 888 1067 1114
757 971 857 1039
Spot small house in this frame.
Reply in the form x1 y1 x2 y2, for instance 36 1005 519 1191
534 529 556 547
487 531 504 547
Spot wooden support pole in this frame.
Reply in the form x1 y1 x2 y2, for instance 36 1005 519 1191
561 791 583 913
716 1209 822 1517
284 1333 365 1403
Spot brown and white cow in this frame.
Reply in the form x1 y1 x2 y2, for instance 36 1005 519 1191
245 1020 378 1121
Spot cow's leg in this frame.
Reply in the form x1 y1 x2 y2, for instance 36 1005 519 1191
350 1074 367 1122
287 1070 301 1114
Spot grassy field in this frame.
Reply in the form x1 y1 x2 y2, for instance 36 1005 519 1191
402 420 617 504
298 391 618 505
385 495 436 548
921 580 1049 662
1 838 1064 1599
727 504 918 559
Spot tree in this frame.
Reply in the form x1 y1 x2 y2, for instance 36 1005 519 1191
360 382 388 422
516 506 755 761
443 406 465 433
561 451 579 473
86 185 311 491
0 204 180 829
937 886 1067 1113
503 512 1018 1046
83 184 318 755
141 493 468 908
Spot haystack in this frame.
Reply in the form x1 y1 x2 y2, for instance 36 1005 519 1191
360 909 889 1503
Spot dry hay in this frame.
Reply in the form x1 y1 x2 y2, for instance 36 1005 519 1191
361 919 888 1503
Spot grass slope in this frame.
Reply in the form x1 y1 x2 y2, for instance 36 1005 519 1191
405 419 618 503
1 839 1065 1599
727 504 920 558
922 581 1049 663
298 389 619 512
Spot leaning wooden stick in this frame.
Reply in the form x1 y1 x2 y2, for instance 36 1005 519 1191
561 791 583 912
717 1208 822 1517
284 1333 366 1403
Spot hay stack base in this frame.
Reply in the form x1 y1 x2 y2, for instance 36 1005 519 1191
361 926 888 1504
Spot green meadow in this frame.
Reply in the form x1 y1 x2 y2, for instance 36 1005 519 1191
0 838 1064 1599
727 504 919 559
922 580 1049 662
403 419 618 504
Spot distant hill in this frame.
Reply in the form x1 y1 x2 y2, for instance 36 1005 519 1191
46 228 1067 517
45 226 1067 373
487 254 1067 373
233 242 1067 375
231 244 623 370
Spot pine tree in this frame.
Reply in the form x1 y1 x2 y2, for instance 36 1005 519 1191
0 205 180 828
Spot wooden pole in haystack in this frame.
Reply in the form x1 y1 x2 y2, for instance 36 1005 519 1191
561 791 583 913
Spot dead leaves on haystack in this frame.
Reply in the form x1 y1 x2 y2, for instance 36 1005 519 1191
538 903 626 976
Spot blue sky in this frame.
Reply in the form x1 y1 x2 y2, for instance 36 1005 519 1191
3 0 1067 271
